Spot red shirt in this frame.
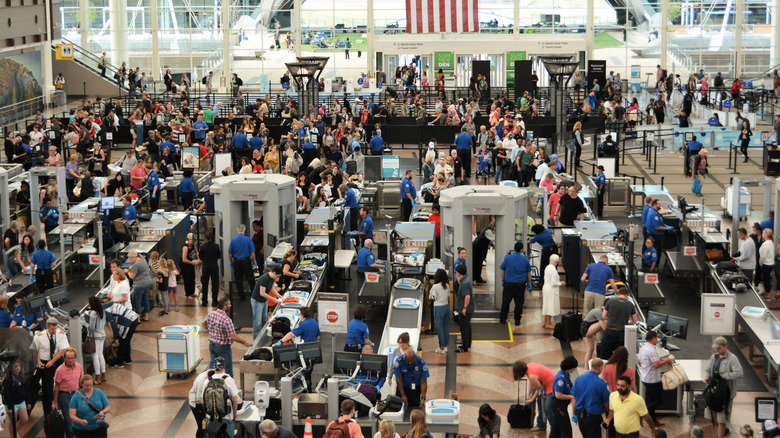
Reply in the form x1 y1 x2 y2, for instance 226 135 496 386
428 213 441 236
601 363 635 392
526 363 556 394
54 362 84 392
130 165 146 189
548 193 562 219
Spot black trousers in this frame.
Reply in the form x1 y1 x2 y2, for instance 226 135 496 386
191 404 205 438
575 143 583 167
36 268 54 293
348 207 358 232
549 399 572 438
458 312 472 351
150 191 160 212
401 198 412 222
233 258 255 299
741 139 750 159
398 386 422 408
578 413 604 438
599 329 625 360
457 148 472 178
39 365 57 415
201 264 220 306
472 239 490 282
182 264 196 296
500 281 526 324
643 381 663 421
118 320 139 363
182 192 195 210
597 190 604 218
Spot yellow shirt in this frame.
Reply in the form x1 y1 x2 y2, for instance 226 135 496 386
609 391 648 434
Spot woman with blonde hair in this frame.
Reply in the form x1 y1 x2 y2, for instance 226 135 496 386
405 410 429 438
542 254 564 329
108 268 131 309
281 249 301 290
264 144 280 173
373 419 401 438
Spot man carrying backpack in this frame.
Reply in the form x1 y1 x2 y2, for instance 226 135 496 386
198 356 240 438
324 399 362 438
704 337 744 438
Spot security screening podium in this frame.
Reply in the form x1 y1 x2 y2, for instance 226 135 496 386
211 174 297 323
438 186 546 311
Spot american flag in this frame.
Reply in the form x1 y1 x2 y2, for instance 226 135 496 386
405 0 480 34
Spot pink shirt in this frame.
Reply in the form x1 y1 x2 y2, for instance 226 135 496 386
130 165 146 189
526 363 556 394
600 363 635 392
540 177 555 194
54 362 84 392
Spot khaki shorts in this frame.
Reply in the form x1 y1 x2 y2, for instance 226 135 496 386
711 398 734 423
583 291 605 315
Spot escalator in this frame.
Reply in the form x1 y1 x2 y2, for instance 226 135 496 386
604 0 656 26
51 38 129 97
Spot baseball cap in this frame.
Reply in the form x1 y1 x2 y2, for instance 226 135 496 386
762 420 779 433
712 336 728 349
213 356 226 370
428 142 435 149
46 317 59 326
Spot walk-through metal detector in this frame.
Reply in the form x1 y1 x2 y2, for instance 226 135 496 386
730 176 774 252
211 174 297 291
438 186 547 310
29 167 68 282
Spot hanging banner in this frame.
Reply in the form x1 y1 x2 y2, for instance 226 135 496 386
587 60 606 91
434 52 455 72
630 65 642 92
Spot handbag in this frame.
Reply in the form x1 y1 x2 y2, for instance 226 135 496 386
661 364 689 390
75 390 109 429
84 336 96 354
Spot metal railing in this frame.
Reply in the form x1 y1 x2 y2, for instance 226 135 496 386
0 91 67 126
55 37 129 91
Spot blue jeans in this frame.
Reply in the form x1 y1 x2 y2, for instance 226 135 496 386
133 285 151 316
206 418 235 438
209 342 234 377
495 165 504 184
251 298 268 341
3 251 20 278
58 391 75 438
135 125 144 143
535 388 554 429
433 305 450 349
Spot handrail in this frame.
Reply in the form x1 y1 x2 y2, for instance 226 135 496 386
0 91 67 125
57 37 125 82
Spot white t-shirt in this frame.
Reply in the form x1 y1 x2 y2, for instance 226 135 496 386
110 279 132 309
196 372 240 416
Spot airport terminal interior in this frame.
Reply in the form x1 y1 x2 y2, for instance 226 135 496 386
6 0 780 437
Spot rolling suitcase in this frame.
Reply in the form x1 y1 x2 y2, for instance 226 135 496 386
507 379 534 429
554 287 583 342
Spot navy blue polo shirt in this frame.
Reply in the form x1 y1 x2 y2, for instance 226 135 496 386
572 370 610 415
39 206 59 227
357 247 378 273
249 136 264 151
180 177 196 194
455 132 473 150
553 369 573 396
401 177 416 201
344 188 358 209
642 246 658 267
646 209 665 236
359 215 374 239
159 141 176 154
530 229 556 249
583 261 614 295
642 204 652 228
500 252 531 283
761 219 774 232
147 170 161 192
393 354 429 389
232 133 248 149
122 204 137 220
228 234 254 258
595 172 606 190
12 306 42 331
31 249 56 270
345 319 370 345
370 136 384 152
292 317 320 343
688 140 703 152
303 141 315 150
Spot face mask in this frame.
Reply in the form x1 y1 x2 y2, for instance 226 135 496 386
617 388 630 396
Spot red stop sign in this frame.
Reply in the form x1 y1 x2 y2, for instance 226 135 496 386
714 311 720 318
327 311 339 323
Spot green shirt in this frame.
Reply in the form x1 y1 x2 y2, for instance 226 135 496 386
204 109 215 124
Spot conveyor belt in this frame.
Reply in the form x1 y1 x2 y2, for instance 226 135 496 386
377 280 425 354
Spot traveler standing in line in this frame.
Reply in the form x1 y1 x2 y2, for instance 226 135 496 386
571 357 611 438
455 264 473 353
705 337 744 438
196 356 239 437
599 288 637 360
228 224 256 300
499 242 532 327
198 231 222 307
3 220 21 277
429 268 450 354
580 255 618 315
541 254 564 330
68 375 110 438
731 227 756 282
637 330 675 427
188 367 214 438
126 250 152 322
739 119 752 163
605 376 657 436
202 298 252 377
759 229 775 298
573 121 584 167
86 296 107 384
54 348 83 438
181 233 199 299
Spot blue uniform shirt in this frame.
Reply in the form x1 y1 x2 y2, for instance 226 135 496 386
297 128 307 145
232 133 248 149
249 136 264 150
500 252 531 283
357 247 378 273
454 257 466 275
303 141 315 150
571 370 611 415
370 136 384 152
292 317 321 343
647 209 665 236
595 172 606 191
530 229 556 249
345 319 370 345
642 204 652 228
147 170 161 192
228 234 255 258
553 369 573 396
122 204 137 220
31 249 56 270
455 132 473 150
39 206 59 227
642 246 658 267
159 141 176 154
688 140 703 152
761 219 774 232
583 261 614 295
401 177 417 201
192 121 208 140
344 188 358 209
23 143 32 154
180 177 196 194
393 354 430 389
359 215 374 240
12 306 42 330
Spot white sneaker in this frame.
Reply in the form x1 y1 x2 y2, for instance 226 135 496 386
441 347 447 354
434 347 441 354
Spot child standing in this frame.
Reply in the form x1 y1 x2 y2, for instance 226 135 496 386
157 258 169 315
167 259 180 312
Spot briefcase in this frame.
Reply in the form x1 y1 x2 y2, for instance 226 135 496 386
507 379 534 429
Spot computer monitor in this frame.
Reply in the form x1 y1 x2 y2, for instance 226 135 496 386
297 341 323 365
272 344 299 369
359 353 388 377
22 293 50 314
665 315 689 340
646 311 668 331
112 220 128 235
100 197 115 211
47 286 69 307
333 351 361 374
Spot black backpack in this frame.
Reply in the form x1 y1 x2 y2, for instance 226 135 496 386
236 77 243 86
202 76 208 85
45 409 67 438
702 374 731 413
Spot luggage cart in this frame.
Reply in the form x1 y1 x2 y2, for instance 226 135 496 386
157 325 202 379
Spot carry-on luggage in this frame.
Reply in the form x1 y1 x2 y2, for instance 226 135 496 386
507 379 534 429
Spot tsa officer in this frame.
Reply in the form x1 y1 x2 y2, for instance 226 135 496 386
634 237 658 271
550 356 578 438
228 224 256 300
571 358 611 438
393 348 429 408
356 239 383 283
31 239 56 293
344 306 372 352
146 160 161 212
275 307 320 389
339 183 359 231
595 165 606 219
499 241 532 326
39 196 60 234
353 206 374 248
121 196 137 221
400 170 417 221
645 198 673 251
33 317 70 416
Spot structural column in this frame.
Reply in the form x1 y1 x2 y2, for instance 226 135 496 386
221 0 231 92
367 0 374 75
109 0 129 69
586 0 594 62
151 0 160 84
79 0 87 49
514 0 520 36
42 0 55 97
660 0 669 68
735 0 744 77
772 0 780 67
294 0 302 58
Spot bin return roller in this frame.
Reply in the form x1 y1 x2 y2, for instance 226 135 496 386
378 278 424 356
